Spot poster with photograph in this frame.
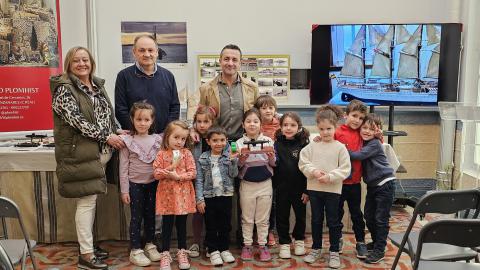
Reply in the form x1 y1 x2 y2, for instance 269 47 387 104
198 54 290 99
0 0 62 132
121 22 187 64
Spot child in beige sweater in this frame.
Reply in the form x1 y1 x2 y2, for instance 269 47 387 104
299 104 351 269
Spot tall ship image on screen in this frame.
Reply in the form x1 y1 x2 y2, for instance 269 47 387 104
329 24 441 105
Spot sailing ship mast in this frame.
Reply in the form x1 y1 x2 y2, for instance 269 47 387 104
397 25 423 80
340 25 366 80
370 25 395 86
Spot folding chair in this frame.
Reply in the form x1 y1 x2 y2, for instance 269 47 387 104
0 196 37 270
0 243 14 270
390 189 480 270
412 219 480 270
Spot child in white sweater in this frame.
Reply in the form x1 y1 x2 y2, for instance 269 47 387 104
298 104 351 269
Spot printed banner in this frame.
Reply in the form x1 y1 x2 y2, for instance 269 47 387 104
0 0 62 132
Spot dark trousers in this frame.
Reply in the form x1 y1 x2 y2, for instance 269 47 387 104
129 181 157 249
275 190 306 244
161 215 187 251
364 180 395 253
204 196 232 252
338 183 366 242
308 190 341 251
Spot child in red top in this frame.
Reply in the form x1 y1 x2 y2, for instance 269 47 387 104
254 95 280 246
334 99 368 259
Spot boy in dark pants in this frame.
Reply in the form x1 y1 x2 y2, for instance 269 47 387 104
196 126 238 266
348 114 395 264
334 99 368 258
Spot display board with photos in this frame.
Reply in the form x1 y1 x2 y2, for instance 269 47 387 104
198 55 290 99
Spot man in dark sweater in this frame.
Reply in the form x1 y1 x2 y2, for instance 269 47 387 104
115 34 180 134
348 114 395 264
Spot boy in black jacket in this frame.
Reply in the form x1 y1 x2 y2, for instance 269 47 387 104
348 113 395 264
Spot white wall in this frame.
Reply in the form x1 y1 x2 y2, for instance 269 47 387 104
88 0 462 106
59 0 88 64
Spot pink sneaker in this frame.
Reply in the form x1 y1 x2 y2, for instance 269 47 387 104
241 245 253 261
259 246 272 262
267 231 276 246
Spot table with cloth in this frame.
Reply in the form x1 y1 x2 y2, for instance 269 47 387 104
0 146 129 243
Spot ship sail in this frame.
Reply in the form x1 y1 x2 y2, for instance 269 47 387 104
426 25 441 46
397 25 422 79
395 25 411 45
340 25 366 78
426 44 440 78
369 25 384 47
371 25 394 78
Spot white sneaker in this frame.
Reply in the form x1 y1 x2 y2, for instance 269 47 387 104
220 250 235 263
294 240 306 256
144 242 161 262
304 249 322 264
129 249 151 267
188 244 200 258
279 244 291 259
209 250 223 266
329 251 341 269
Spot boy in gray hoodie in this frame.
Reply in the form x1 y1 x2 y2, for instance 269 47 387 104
348 113 395 264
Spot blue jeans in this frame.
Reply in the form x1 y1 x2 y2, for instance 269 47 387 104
308 190 341 251
338 183 366 242
129 181 157 249
364 180 395 253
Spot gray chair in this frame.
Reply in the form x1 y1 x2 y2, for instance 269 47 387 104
0 196 37 270
390 189 480 270
413 219 480 270
0 243 14 270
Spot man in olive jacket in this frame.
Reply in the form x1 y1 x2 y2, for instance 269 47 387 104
192 44 258 141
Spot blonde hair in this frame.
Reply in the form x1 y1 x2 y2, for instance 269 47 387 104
161 120 192 150
63 46 96 79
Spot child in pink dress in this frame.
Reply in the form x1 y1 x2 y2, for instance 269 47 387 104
154 120 196 270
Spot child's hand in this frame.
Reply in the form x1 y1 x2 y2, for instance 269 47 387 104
190 128 200 143
239 153 249 163
318 173 330 184
155 168 169 178
313 135 322 143
121 193 130 204
197 202 206 214
266 151 275 161
301 193 309 204
374 127 383 140
229 150 239 160
168 170 181 181
313 169 325 180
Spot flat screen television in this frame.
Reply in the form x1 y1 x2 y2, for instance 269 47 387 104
310 24 462 106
